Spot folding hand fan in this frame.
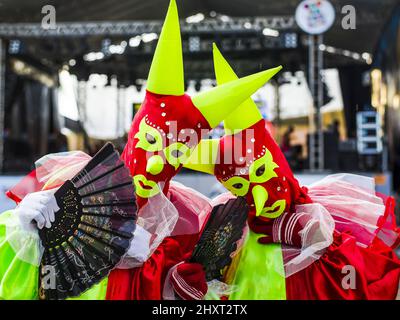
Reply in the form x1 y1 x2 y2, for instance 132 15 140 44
190 197 249 281
38 143 138 300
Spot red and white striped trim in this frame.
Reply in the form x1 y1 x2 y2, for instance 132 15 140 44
171 269 204 300
287 212 307 245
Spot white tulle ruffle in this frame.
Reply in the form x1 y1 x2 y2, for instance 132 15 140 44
281 173 389 277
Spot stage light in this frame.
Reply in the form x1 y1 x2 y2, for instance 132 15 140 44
342 50 351 57
84 52 105 62
109 44 125 54
69 59 76 66
362 52 372 64
141 33 158 43
188 36 201 52
326 46 335 53
186 13 205 24
284 33 297 48
244 22 252 29
9 39 21 54
219 15 231 22
262 28 279 37
129 36 141 47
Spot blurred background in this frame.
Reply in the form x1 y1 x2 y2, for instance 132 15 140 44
0 0 399 224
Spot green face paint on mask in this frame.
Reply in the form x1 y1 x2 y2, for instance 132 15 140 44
133 175 160 198
222 176 250 197
249 150 279 184
260 199 286 219
134 119 164 152
146 155 164 175
163 142 191 170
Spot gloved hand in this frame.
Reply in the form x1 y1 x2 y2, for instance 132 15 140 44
116 224 152 268
125 225 152 261
171 262 208 300
14 189 59 231
253 211 313 247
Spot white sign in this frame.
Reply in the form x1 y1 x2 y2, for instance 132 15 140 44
295 0 335 34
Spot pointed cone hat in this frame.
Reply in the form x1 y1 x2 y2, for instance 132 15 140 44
213 43 282 134
192 66 282 128
192 45 282 129
182 139 219 174
146 0 184 95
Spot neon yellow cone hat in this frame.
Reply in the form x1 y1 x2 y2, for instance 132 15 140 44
146 0 184 95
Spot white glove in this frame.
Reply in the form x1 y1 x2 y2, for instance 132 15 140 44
127 225 151 261
14 189 60 231
117 225 152 268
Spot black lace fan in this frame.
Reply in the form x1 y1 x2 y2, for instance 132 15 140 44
190 197 249 281
38 143 138 300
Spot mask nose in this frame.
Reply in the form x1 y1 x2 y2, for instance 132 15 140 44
146 155 164 175
252 185 268 216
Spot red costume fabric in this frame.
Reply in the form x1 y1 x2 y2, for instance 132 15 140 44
214 119 400 299
286 232 400 299
106 234 199 299
106 184 209 300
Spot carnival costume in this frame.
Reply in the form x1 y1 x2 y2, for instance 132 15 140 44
181 45 400 300
0 0 280 300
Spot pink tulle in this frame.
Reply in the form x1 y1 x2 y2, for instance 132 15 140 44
308 173 400 248
6 151 91 204
281 173 400 277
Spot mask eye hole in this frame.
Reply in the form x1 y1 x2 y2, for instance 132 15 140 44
222 176 250 197
171 149 184 158
146 133 157 144
256 164 265 177
232 183 243 189
249 150 278 183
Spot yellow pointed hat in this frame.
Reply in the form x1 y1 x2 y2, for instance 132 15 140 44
192 67 282 128
146 0 184 96
213 43 282 134
182 139 219 175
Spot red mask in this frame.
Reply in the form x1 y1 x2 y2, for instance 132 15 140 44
122 91 210 208
214 119 311 225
